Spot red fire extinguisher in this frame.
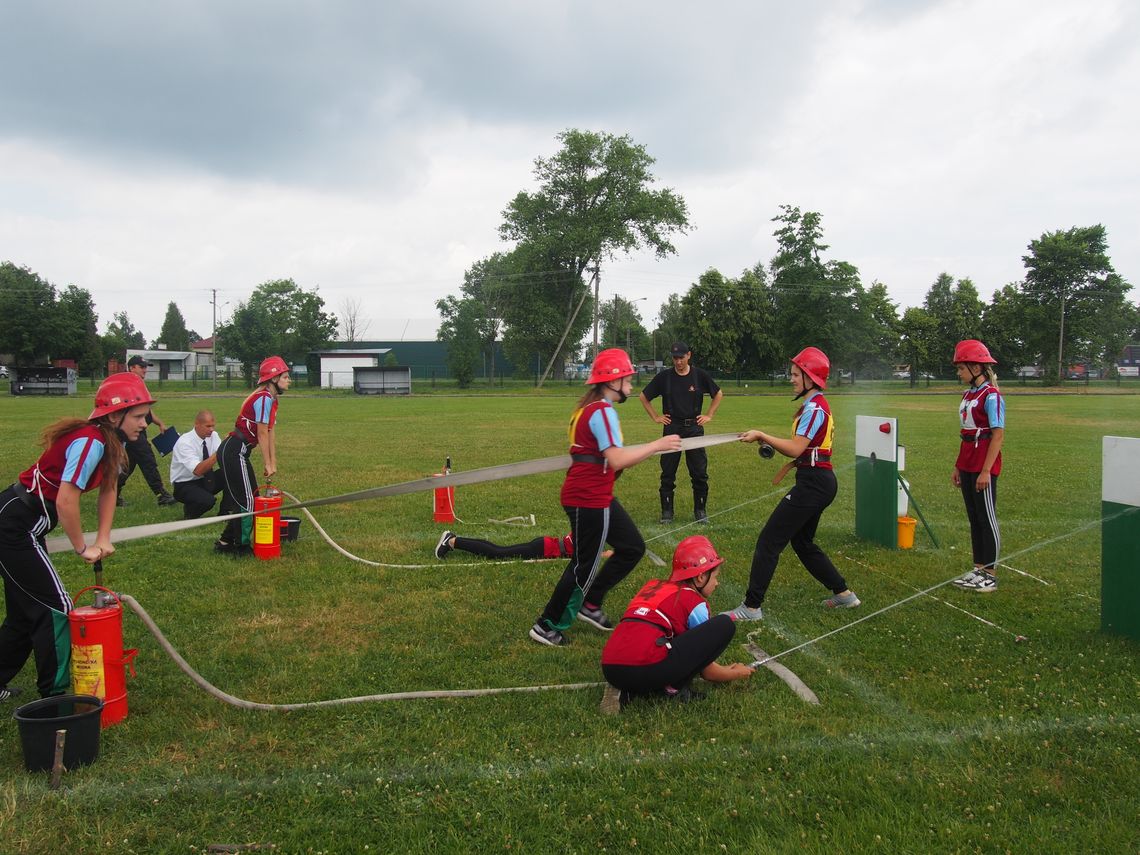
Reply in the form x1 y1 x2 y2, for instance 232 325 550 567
69 584 138 728
253 482 283 560
433 456 456 523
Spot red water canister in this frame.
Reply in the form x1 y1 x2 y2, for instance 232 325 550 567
253 484 283 559
69 587 138 728
432 477 456 523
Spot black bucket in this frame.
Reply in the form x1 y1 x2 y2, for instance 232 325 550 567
280 516 301 542
13 694 104 773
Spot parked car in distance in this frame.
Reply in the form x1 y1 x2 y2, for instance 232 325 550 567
0 365 8 378
892 370 911 379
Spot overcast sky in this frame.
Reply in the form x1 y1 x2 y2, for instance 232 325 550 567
2 0 1135 345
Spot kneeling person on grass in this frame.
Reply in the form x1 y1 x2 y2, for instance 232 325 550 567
601 535 754 709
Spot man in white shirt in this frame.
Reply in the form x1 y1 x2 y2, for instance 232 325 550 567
170 410 223 519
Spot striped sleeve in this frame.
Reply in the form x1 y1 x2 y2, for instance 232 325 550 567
984 392 1005 429
588 405 623 452
251 394 274 424
795 402 825 440
61 436 105 490
686 601 710 629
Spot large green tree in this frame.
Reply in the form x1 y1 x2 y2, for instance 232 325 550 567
600 295 651 361
157 302 192 351
676 265 779 376
56 285 103 370
0 262 60 363
1020 225 1129 381
842 281 900 381
100 311 147 364
437 253 510 384
768 206 862 365
922 273 985 378
217 279 338 384
496 129 689 371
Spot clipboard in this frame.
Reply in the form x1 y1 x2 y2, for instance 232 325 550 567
152 426 179 456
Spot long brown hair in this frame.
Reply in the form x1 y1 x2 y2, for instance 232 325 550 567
575 384 607 410
41 417 126 481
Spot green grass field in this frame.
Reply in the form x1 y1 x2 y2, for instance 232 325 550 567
1 387 1138 854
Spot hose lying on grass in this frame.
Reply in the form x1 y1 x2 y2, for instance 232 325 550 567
121 594 604 711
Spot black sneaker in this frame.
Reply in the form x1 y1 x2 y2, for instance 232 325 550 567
214 539 235 554
660 509 674 523
528 622 568 647
116 496 126 508
0 685 22 703
435 530 455 559
157 492 177 507
694 508 709 524
577 603 614 631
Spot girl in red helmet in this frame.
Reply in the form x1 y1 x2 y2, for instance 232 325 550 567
729 347 860 620
0 373 154 700
529 348 682 647
600 535 753 709
216 356 291 554
951 339 1005 592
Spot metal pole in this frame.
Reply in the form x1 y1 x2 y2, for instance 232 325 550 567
211 289 217 392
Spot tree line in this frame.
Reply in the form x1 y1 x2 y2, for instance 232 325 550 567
0 264 338 382
438 130 1137 385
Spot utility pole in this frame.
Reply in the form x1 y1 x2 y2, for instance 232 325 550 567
590 266 600 362
210 289 218 392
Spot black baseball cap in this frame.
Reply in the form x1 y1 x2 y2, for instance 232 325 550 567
670 342 690 357
127 356 151 368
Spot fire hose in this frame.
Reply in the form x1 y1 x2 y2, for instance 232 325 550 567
44 433 744 555
60 435 743 709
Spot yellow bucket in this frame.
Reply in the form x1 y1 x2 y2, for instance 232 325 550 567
897 516 917 549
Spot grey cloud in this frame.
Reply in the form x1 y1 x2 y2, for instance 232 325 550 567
1 2 828 183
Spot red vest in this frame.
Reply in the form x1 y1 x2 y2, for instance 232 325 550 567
19 425 107 501
601 579 708 667
560 399 620 508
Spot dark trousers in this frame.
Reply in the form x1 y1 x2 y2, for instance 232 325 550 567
538 498 644 632
602 614 736 696
744 467 847 608
959 472 1000 568
218 435 256 546
118 429 167 496
454 536 545 560
0 487 72 697
173 471 224 520
659 425 709 506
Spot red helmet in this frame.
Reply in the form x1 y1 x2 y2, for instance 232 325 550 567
258 356 290 384
791 346 830 390
89 372 156 420
952 339 996 365
586 348 635 385
669 535 724 583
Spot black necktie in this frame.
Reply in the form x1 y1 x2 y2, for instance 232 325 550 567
202 439 209 461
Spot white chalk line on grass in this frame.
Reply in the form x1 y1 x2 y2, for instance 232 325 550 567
41 709 1140 802
749 504 1137 669
839 552 1027 642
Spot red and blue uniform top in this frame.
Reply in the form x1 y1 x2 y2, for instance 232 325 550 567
793 390 834 470
233 388 278 447
19 425 107 501
601 578 712 666
560 399 623 508
956 381 1004 475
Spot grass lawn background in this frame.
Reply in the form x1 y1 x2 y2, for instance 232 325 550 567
1 384 1137 854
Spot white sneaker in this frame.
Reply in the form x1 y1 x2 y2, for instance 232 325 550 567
952 569 981 587
724 603 764 621
959 569 998 592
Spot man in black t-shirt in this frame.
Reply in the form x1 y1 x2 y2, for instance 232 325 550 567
117 356 177 507
639 342 723 523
